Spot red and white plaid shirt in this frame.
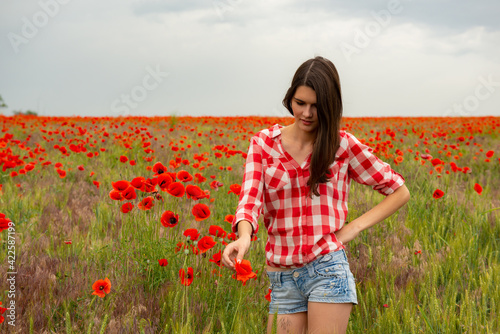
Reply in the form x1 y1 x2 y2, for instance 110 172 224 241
233 124 405 268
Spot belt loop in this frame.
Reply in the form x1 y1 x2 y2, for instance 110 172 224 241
277 272 282 287
307 262 315 278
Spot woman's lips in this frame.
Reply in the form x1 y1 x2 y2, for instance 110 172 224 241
301 119 312 125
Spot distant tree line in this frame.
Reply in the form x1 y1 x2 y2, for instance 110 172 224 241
0 94 38 116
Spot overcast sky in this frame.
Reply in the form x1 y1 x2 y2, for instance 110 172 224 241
1 0 499 118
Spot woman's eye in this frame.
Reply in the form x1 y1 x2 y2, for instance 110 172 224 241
296 101 304 106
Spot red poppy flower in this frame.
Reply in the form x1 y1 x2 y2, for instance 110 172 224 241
486 150 494 158
186 184 205 200
121 186 137 200
265 289 272 302
224 214 234 224
192 203 210 221
56 169 66 178
157 174 173 191
209 225 227 238
77 165 85 171
64 240 72 244
197 236 216 253
0 214 12 232
153 162 168 176
179 267 194 286
228 184 241 195
167 182 185 197
232 259 257 286
209 251 222 267
227 233 237 241
158 259 168 267
131 176 146 191
432 189 445 199
430 158 444 166
138 196 154 210
91 277 111 298
175 242 186 253
143 178 158 193
119 155 128 163
474 183 483 195
112 180 130 192
121 202 134 213
177 170 193 182
109 189 123 201
93 181 100 189
161 210 179 228
183 228 200 241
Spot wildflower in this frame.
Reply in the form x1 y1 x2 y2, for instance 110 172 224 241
77 165 85 171
228 184 242 195
265 289 272 302
166 182 185 197
209 251 222 267
414 250 422 255
486 150 494 158
93 180 100 189
121 202 134 213
474 183 483 195
232 259 257 286
177 170 193 182
192 203 211 221
383 304 389 308
121 186 137 200
64 240 72 244
179 267 194 286
157 174 173 191
183 228 200 241
158 259 168 267
224 215 234 225
161 210 179 228
153 162 168 176
197 236 216 253
56 169 66 178
209 225 227 238
109 189 123 201
138 196 154 210
112 180 130 192
0 213 12 232
131 176 146 191
432 189 445 199
186 184 206 200
119 155 128 163
91 277 111 298
210 180 224 190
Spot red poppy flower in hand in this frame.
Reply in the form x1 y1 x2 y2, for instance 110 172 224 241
233 259 257 286
92 277 111 298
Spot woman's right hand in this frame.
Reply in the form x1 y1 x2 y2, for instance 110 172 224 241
221 234 251 270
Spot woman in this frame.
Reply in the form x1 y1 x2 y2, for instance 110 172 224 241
222 56 410 334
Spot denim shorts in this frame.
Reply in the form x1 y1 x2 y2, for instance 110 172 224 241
266 249 358 315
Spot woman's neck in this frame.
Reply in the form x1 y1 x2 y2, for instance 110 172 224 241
283 122 316 149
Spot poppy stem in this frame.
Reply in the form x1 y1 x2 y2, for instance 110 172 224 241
229 285 244 333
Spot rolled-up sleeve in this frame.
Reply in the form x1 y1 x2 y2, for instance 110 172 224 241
233 137 264 235
347 133 405 196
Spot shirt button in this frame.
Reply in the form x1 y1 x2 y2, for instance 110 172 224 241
293 272 300 278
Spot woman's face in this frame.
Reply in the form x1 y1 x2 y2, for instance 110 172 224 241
291 85 318 133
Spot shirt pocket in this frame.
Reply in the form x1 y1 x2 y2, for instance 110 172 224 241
264 159 289 190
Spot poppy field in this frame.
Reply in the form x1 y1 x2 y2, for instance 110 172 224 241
0 115 499 333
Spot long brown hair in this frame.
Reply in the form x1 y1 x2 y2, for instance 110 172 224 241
282 56 343 196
